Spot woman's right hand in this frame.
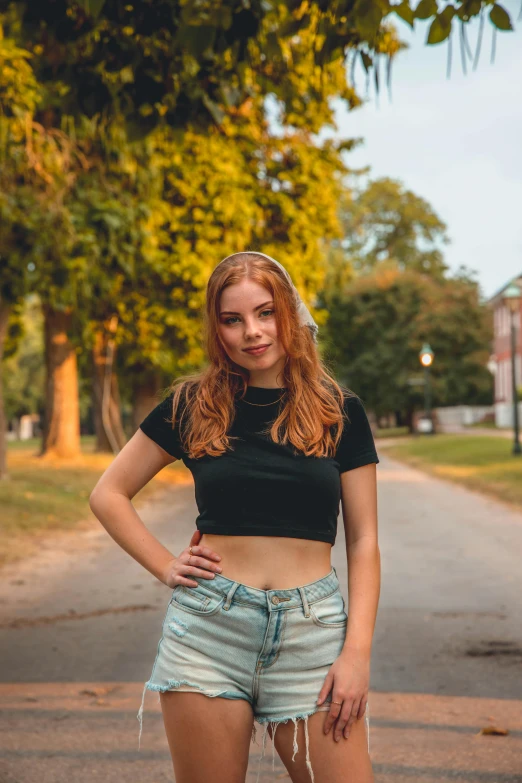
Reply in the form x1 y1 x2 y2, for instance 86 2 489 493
162 530 223 589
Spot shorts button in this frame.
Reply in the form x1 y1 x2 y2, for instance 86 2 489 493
272 596 279 605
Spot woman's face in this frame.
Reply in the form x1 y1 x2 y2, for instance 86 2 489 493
217 278 287 386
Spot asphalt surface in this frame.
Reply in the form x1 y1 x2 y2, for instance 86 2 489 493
1 453 522 782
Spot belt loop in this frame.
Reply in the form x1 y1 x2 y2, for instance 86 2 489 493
298 586 310 618
223 582 239 611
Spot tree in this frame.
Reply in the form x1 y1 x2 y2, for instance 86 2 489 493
0 36 38 476
103 119 352 433
321 264 493 429
2 0 391 459
0 34 84 469
338 176 450 280
1 295 45 427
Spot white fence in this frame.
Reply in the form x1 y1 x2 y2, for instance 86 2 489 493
434 405 495 428
494 401 522 428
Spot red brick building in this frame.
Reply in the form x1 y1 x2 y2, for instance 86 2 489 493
487 273 522 427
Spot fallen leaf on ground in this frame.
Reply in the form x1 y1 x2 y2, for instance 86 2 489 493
79 685 121 698
478 725 509 736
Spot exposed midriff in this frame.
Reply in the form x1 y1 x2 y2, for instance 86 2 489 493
199 533 333 590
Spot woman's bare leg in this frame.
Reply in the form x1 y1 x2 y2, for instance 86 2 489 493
268 710 373 783
160 691 255 783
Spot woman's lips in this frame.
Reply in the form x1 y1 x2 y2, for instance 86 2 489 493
243 345 270 355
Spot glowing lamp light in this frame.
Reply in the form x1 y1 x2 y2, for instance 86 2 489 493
419 342 434 367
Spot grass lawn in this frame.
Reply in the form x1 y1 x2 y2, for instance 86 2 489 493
0 436 192 567
383 434 522 509
466 420 511 430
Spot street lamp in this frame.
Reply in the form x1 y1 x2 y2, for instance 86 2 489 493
502 283 521 456
418 342 435 434
486 356 498 425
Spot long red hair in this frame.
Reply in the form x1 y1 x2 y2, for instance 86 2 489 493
165 252 356 459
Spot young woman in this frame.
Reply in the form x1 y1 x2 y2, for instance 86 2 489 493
89 251 380 783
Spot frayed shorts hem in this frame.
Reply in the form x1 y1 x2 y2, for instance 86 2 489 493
137 680 370 783
144 678 249 701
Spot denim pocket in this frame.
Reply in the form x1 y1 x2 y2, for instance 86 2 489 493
170 582 225 616
309 589 347 628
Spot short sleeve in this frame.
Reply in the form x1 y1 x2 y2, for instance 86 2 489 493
138 392 186 460
334 394 379 474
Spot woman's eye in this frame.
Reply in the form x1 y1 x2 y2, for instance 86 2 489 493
224 310 274 325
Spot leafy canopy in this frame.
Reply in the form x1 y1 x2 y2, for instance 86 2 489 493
1 0 512 137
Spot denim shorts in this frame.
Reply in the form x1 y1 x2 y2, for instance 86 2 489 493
137 566 370 782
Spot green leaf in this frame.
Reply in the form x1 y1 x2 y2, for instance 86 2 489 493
264 31 282 60
125 111 158 141
215 7 233 30
414 0 438 20
489 4 513 30
353 0 384 40
316 33 346 65
456 0 482 21
178 25 217 59
76 0 106 19
427 6 455 44
393 2 415 27
426 17 446 43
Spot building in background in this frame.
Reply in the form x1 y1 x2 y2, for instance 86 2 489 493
487 274 522 428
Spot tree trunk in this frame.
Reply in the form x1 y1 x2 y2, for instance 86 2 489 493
40 304 81 458
92 327 127 453
131 372 164 432
404 405 416 434
0 297 11 479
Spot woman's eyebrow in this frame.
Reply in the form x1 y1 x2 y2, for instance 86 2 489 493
220 300 273 316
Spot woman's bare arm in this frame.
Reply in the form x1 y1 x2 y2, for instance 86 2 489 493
319 463 380 740
89 429 221 586
340 462 380 654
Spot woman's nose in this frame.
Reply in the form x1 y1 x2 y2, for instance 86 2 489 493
243 319 262 337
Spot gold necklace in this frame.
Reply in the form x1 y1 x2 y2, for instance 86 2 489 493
241 396 286 407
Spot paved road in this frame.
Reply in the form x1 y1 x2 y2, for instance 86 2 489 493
1 457 522 782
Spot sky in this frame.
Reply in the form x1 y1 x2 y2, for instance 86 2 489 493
323 1 522 302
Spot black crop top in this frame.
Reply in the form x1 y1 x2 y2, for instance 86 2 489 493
139 385 379 545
